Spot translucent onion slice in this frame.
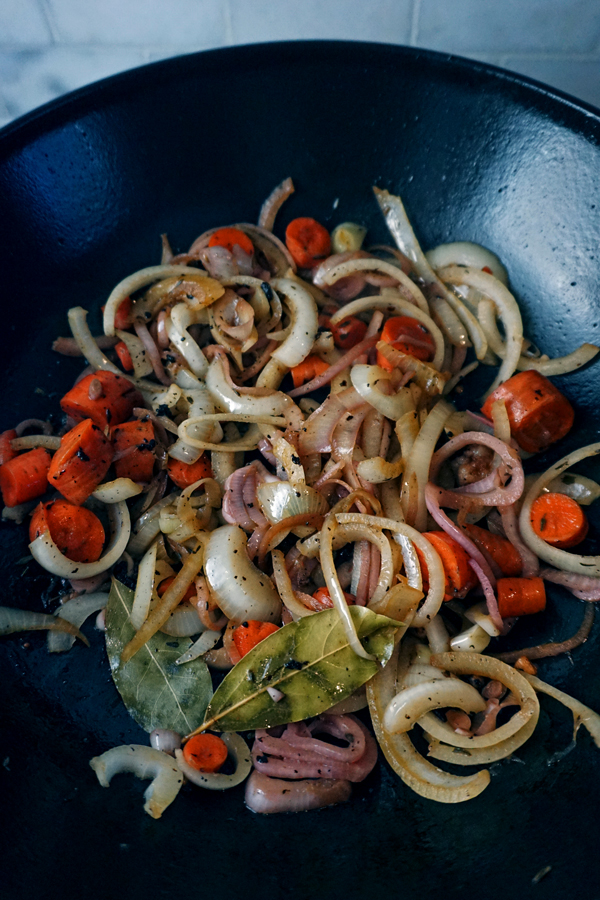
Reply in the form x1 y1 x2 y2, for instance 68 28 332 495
206 356 294 418
330 292 444 368
402 399 455 531
175 629 222 665
160 603 203 637
127 493 178 558
525 673 600 748
48 592 108 652
175 733 252 789
131 540 158 631
90 745 184 818
366 641 491 803
546 472 600 506
93 478 143 503
463 601 501 637
103 264 205 336
426 712 538 766
442 290 488 360
115 328 153 378
10 435 61 451
271 548 315 620
0 606 88 645
269 278 319 368
519 442 600 576
351 365 414 420
356 455 403 484
516 343 599 376
437 265 523 396
384 678 487 733
257 482 328 524
449 623 491 653
204 525 282 624
178 414 285 453
427 241 508 283
166 303 209 377
29 501 131 579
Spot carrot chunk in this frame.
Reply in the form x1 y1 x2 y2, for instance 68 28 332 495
290 355 330 388
418 531 478 601
157 576 197 603
47 419 114 505
308 587 355 611
29 498 105 562
208 227 254 257
463 524 523 576
114 296 132 330
183 733 229 773
481 371 574 454
0 447 51 507
530 492 589 549
167 455 213 490
377 315 436 371
60 370 143 428
232 620 280 658
497 577 546 617
115 341 134 372
285 217 331 269
331 316 368 350
0 429 18 466
111 419 155 483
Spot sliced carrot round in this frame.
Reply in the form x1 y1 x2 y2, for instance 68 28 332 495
308 587 355 611
232 620 280 658
183 733 229 773
331 316 368 350
167 455 213 489
418 531 477 601
285 217 331 268
157 576 197 603
30 498 105 562
497 577 546 618
377 315 435 371
208 227 254 257
115 341 133 372
530 492 589 549
0 447 52 508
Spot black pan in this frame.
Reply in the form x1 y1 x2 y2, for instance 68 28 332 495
2 42 600 900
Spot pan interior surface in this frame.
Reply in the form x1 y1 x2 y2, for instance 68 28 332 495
1 42 600 900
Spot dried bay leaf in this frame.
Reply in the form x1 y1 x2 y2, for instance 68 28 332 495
196 606 399 735
106 579 212 735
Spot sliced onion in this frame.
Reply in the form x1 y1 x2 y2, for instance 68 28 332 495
402 399 455 530
517 343 599 376
166 303 209 378
258 176 295 231
29 501 131 579
323 259 429 313
175 629 222 665
10 435 61 451
430 431 524 509
178 414 285 453
519 442 600 576
351 365 414 420
269 278 319 368
546 472 600 506
204 525 281 624
0 606 88 645
442 290 488 360
257 481 328 524
271 549 315 619
90 745 184 818
426 711 538 766
115 328 153 378
449 623 491 653
206 356 294 418
384 678 487 734
160 603 203 637
131 540 158 630
127 493 178 558
103 265 205 336
525 673 600 748
356 455 403 484
93 478 143 503
427 241 508 284
175 732 252 790
48 592 108 652
464 601 501 637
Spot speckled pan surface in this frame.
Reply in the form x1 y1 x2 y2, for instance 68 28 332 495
1 41 600 900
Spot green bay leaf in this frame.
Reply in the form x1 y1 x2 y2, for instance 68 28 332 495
201 606 399 733
105 578 212 735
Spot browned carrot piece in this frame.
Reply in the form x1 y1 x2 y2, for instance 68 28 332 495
115 341 134 372
157 576 197 603
464 524 523 576
111 419 155 483
167 455 213 489
208 227 254 256
497 577 546 617
285 217 331 268
331 316 368 350
29 498 105 562
481 371 574 454
47 419 113 505
308 587 355 611
0 447 51 507
60 370 143 428
0 429 18 466
232 620 280 658
417 531 478 601
182 733 229 772
290 355 330 388
530 492 589 549
377 315 436 371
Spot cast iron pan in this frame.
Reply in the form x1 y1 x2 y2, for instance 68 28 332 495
1 42 600 900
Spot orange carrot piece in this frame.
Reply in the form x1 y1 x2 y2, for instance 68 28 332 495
530 492 589 549
0 447 51 507
464 524 523 576
290 355 330 388
29 498 105 562
157 576 197 603
232 620 280 658
183 733 229 772
418 531 477 602
0 429 17 466
377 315 435 372
111 419 155 483
115 341 133 372
481 371 574 454
497 577 546 618
167 455 213 490
60 370 143 429
47 419 113 505
307 587 356 611
208 227 254 257
285 217 331 268
114 296 132 330
331 316 368 350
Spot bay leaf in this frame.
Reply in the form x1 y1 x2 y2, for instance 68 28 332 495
105 578 213 735
200 606 399 734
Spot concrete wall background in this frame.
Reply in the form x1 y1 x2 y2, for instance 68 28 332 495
1 0 600 128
